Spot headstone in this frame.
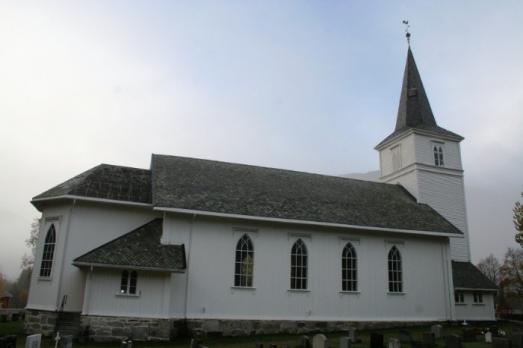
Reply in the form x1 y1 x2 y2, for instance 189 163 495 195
370 333 384 348
445 335 463 348
422 333 436 348
301 336 311 348
348 328 357 342
492 338 512 348
340 337 352 348
431 325 443 339
388 338 400 348
25 335 41 348
312 334 328 348
485 332 493 343
512 334 523 348
60 336 73 348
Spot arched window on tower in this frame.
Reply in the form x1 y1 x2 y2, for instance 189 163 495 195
388 246 403 293
342 242 357 292
290 239 308 290
234 234 254 287
433 144 444 167
39 225 56 278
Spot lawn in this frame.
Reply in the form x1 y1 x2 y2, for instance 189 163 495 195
0 320 517 348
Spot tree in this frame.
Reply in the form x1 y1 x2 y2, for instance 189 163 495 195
21 218 40 270
0 271 6 296
515 193 523 246
477 254 501 286
499 248 523 297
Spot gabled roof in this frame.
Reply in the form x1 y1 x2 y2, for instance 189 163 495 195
151 154 462 235
376 48 463 149
452 261 498 291
73 219 186 272
32 164 152 205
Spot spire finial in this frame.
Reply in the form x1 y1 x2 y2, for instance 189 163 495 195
402 20 411 45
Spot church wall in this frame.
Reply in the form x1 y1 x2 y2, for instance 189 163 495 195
27 204 72 312
83 269 171 318
379 134 417 178
416 170 470 261
454 293 496 321
413 135 462 170
168 215 453 322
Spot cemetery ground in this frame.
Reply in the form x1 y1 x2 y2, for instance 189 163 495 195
0 320 519 348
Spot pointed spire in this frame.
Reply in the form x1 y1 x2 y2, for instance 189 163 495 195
394 47 437 131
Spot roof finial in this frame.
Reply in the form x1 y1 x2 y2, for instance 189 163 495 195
402 20 411 45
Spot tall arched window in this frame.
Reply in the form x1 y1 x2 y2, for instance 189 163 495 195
234 234 254 287
342 243 357 291
388 246 403 293
433 145 444 167
290 239 308 290
39 225 56 277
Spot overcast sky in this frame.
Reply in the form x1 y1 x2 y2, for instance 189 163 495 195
0 1 522 279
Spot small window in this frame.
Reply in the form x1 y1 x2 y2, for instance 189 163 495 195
342 243 357 292
391 145 402 171
120 270 138 295
388 246 403 293
39 225 56 278
433 145 444 167
473 292 483 304
234 234 254 287
290 239 308 290
455 291 465 304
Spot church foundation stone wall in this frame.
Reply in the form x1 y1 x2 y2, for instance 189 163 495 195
25 309 58 337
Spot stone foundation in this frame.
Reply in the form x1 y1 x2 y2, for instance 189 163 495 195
81 315 184 342
25 309 59 337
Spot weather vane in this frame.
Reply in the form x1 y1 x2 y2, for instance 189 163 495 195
402 20 411 45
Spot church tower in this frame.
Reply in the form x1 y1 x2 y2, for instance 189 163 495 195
375 47 471 262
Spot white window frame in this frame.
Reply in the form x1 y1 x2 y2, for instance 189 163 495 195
387 246 403 293
455 290 465 304
341 242 358 292
391 144 402 172
290 239 308 291
432 142 445 167
39 224 57 279
233 234 254 288
473 292 484 304
119 270 138 296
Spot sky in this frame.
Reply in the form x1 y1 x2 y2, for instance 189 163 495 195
0 1 522 279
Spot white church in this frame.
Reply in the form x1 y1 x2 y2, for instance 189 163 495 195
25 47 497 341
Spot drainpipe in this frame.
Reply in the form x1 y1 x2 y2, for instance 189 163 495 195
183 214 196 329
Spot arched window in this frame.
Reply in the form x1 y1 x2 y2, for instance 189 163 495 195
120 270 138 294
290 239 308 290
39 225 56 277
342 243 357 291
433 145 444 167
388 246 403 293
234 234 254 287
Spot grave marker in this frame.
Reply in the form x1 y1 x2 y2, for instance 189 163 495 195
312 334 328 348
25 334 41 348
388 338 400 348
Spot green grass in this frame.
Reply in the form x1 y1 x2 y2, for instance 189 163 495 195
0 321 516 348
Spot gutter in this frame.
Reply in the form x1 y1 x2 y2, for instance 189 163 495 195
72 262 185 273
454 287 498 293
153 207 463 238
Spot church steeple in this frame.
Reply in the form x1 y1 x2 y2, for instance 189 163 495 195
395 48 437 131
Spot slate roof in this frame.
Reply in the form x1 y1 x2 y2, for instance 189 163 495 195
376 48 463 149
33 164 152 204
73 219 186 272
151 154 462 235
452 261 498 291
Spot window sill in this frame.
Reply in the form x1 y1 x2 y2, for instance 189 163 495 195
455 303 467 306
230 286 256 290
38 277 52 282
472 303 485 306
340 291 360 294
115 293 140 298
287 289 310 293
387 292 406 295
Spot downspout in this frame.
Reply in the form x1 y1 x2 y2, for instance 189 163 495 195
55 199 76 312
183 214 196 327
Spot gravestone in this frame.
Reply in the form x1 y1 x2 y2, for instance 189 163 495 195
25 334 41 348
301 336 311 348
485 332 493 343
422 332 436 348
312 334 328 348
492 338 512 348
431 325 443 339
348 328 357 342
512 334 523 348
340 336 352 348
388 338 400 348
370 333 384 348
60 335 73 348
445 335 463 348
